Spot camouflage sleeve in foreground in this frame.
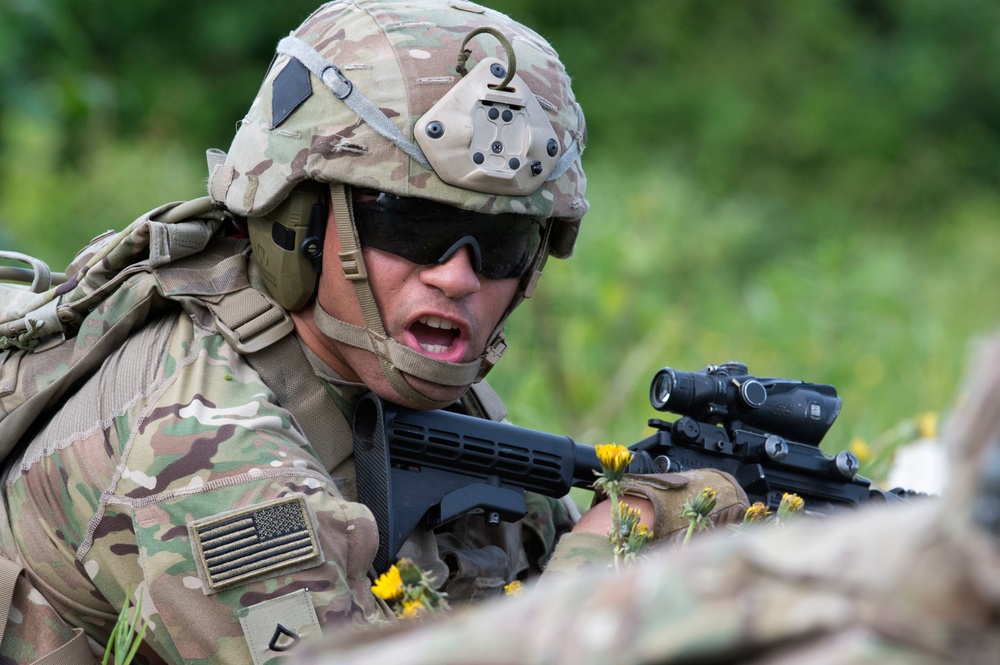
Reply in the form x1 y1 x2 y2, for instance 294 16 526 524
3 311 391 664
300 499 997 665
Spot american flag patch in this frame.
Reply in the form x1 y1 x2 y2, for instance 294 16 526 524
190 495 321 592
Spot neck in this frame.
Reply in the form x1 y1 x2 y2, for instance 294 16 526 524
290 308 360 382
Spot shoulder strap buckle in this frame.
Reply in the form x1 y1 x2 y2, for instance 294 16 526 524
212 287 295 354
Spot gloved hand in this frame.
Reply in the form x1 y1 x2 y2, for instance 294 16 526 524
587 469 749 544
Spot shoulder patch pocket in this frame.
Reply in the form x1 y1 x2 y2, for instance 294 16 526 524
189 495 323 593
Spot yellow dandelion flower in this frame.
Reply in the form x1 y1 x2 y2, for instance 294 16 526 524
777 492 804 517
620 503 643 529
848 437 874 463
681 487 717 546
742 501 771 525
627 522 653 551
689 487 717 517
916 412 938 440
400 599 424 619
371 565 403 602
504 581 523 597
595 443 633 477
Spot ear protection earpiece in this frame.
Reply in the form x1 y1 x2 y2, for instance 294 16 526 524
247 181 328 311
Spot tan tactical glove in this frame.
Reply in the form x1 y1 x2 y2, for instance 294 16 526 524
594 469 749 544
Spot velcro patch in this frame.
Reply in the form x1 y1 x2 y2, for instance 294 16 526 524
237 589 321 665
271 58 312 129
190 495 322 592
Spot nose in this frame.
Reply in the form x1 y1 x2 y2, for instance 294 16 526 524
420 245 481 298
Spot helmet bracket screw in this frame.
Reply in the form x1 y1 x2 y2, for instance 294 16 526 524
425 121 445 139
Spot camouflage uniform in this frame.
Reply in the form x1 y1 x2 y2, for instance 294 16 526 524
1 302 573 663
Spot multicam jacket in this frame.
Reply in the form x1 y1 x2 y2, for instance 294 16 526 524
0 304 574 664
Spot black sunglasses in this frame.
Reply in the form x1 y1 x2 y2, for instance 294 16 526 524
352 191 544 280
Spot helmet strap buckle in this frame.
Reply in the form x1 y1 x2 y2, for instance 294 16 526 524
338 248 368 281
480 330 508 379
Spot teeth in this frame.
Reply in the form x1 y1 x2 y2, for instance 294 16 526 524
418 315 455 330
415 316 457 354
418 343 450 354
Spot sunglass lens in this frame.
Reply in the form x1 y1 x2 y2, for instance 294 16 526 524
353 193 543 279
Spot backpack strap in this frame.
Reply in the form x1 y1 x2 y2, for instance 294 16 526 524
27 629 94 665
202 285 295 354
155 239 295 356
242 334 355 476
0 557 95 664
461 380 508 422
0 556 19 644
152 237 354 482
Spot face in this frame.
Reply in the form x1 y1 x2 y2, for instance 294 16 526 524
292 201 521 408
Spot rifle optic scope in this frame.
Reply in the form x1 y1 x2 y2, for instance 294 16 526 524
649 362 842 446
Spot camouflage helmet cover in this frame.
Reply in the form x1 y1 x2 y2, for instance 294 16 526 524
209 0 588 258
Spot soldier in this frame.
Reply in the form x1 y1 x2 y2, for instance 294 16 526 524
0 1 745 663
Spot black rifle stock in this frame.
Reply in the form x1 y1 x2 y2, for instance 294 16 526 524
353 362 911 574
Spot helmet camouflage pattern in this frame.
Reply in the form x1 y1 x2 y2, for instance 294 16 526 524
209 0 588 259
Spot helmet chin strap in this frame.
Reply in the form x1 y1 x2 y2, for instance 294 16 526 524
315 183 508 409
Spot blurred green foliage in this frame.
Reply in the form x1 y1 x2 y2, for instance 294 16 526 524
3 0 1000 482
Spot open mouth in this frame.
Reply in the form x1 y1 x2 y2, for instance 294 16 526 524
408 315 462 355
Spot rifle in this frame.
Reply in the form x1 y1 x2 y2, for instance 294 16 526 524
352 361 913 573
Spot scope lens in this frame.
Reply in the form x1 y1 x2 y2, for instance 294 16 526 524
650 368 674 410
739 379 767 408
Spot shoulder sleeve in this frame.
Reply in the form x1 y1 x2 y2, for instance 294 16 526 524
11 314 391 665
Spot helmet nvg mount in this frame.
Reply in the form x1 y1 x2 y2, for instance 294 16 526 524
208 0 588 407
414 27 564 195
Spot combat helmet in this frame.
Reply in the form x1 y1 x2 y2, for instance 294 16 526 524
208 0 588 407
